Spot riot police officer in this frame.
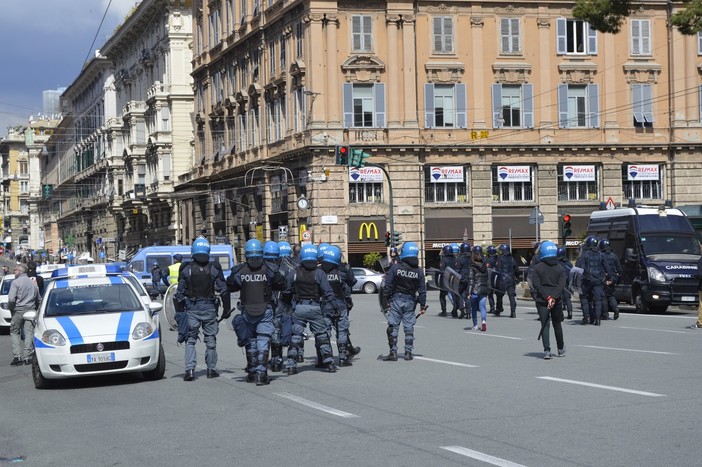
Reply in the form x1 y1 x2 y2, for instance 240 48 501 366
599 239 621 320
495 243 520 318
320 245 356 366
382 242 427 361
282 244 339 374
557 247 574 320
485 245 498 314
438 245 459 317
270 241 295 372
227 239 286 385
576 236 609 325
532 241 567 359
456 242 472 319
176 237 229 381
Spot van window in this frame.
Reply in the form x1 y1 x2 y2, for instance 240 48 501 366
211 254 230 271
638 215 696 233
640 234 701 256
147 255 173 272
130 260 145 273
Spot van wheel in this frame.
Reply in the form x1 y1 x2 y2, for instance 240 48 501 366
634 291 650 314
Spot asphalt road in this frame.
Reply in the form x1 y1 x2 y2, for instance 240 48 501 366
1 291 701 466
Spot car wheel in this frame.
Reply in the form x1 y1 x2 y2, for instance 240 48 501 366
32 354 52 389
143 344 166 381
363 282 377 294
634 291 650 314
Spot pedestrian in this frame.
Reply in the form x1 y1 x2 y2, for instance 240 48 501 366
382 242 427 361
8 263 41 366
320 245 356 367
165 254 183 286
2 265 9 275
531 241 567 360
469 246 489 332
151 262 163 299
557 247 574 320
26 261 45 297
175 237 229 381
599 239 621 320
691 253 702 329
495 243 520 318
227 239 286 385
281 244 340 374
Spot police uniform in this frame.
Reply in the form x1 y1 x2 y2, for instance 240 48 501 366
382 242 427 361
599 240 621 320
495 244 520 318
456 242 473 320
438 245 460 318
576 237 610 325
175 238 228 381
320 246 356 366
270 241 295 372
485 247 498 314
557 248 574 320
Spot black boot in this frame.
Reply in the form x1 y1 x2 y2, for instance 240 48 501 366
581 317 589 325
326 361 338 372
510 311 516 318
439 310 447 317
613 310 619 320
383 351 398 361
255 372 270 386
567 312 573 320
404 351 413 361
458 309 465 319
183 369 195 381
207 369 220 378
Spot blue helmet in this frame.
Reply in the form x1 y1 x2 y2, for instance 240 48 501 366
540 241 558 260
557 246 567 258
486 245 496 256
317 243 331 260
442 245 454 257
498 243 510 255
451 243 460 254
263 241 280 259
472 245 483 254
598 239 611 252
245 239 263 258
300 244 318 262
192 237 210 256
400 242 419 259
322 245 341 265
278 241 292 257
459 242 472 254
584 235 599 250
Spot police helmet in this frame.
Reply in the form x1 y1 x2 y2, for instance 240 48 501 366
153 262 159 267
400 242 419 259
192 237 210 256
173 254 183 262
598 239 611 252
584 235 599 250
459 242 472 254
451 243 460 254
539 241 558 260
442 245 454 257
472 245 483 254
322 246 341 265
487 245 496 256
278 241 292 257
300 244 318 262
498 243 510 255
317 243 331 260
263 241 280 259
390 246 399 257
244 239 263 259
557 246 567 258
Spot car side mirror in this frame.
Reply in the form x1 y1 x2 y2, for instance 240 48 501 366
23 311 36 320
148 302 163 316
624 248 637 262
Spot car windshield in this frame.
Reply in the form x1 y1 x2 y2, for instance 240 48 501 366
1 279 14 295
122 275 147 297
640 233 702 258
45 283 143 316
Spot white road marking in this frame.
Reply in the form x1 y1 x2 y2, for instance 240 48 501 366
617 326 689 334
441 446 527 467
413 356 478 368
575 344 677 355
275 392 359 418
465 332 523 340
537 376 666 397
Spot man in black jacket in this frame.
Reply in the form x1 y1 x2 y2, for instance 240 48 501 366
532 241 566 360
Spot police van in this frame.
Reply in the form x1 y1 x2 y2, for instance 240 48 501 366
586 205 701 313
127 245 235 296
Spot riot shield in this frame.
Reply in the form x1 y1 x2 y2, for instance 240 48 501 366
487 267 503 293
443 266 463 297
378 278 389 316
568 266 584 295
162 284 178 331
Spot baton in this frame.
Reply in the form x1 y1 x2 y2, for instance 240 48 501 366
537 312 550 341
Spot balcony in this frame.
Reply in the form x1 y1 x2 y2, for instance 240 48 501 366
146 82 170 102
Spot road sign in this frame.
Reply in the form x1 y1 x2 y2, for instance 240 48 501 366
605 197 616 210
529 207 544 225
301 230 311 242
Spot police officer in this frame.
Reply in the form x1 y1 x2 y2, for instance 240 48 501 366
495 244 520 318
166 254 183 286
532 241 567 359
282 244 339 374
485 245 498 314
227 239 286 385
557 247 574 320
320 245 356 366
438 245 459 318
456 242 472 319
151 262 163 299
339 251 361 359
270 241 294 372
175 237 229 381
576 236 609 326
382 242 427 361
599 238 621 320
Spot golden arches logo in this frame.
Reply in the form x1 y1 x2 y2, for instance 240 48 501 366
358 222 379 241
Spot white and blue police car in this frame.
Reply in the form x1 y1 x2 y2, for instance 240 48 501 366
25 264 165 389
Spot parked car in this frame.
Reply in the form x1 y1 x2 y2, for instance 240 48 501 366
0 274 15 330
351 267 384 294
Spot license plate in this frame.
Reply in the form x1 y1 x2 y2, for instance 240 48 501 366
681 296 696 302
87 352 115 363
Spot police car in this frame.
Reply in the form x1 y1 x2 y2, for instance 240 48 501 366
25 264 165 389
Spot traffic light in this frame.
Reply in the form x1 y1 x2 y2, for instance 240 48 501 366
561 214 572 243
349 148 371 168
392 231 402 246
42 184 54 199
384 231 391 247
335 145 350 165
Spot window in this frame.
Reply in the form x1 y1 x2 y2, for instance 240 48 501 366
161 107 170 131
209 9 220 48
631 19 651 55
424 83 467 129
492 84 534 128
500 18 520 54
622 164 661 200
698 31 702 55
424 166 468 203
556 18 597 55
19 160 28 175
342 83 386 128
240 0 247 23
557 165 599 201
269 40 276 76
349 182 383 203
491 165 534 203
279 35 286 71
19 181 28 193
293 87 307 132
352 15 372 52
632 84 654 127
557 84 599 128
433 17 453 53
196 18 203 55
250 108 260 148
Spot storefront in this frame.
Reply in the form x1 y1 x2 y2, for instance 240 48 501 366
347 217 386 267
423 209 473 268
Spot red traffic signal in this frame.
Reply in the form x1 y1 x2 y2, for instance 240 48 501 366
384 231 391 246
335 145 350 165
561 214 572 239
562 214 571 223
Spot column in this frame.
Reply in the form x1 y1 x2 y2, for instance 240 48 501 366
386 15 401 127
401 14 418 127
471 15 486 128
537 14 552 128
325 15 340 127
305 14 326 128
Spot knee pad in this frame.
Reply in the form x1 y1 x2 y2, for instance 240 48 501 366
314 332 331 349
232 314 251 347
386 325 394 338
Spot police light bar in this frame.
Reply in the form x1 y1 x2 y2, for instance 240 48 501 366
51 264 122 278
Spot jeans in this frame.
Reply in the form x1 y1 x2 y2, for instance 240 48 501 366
470 294 487 326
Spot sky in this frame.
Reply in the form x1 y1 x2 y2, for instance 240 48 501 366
0 0 139 138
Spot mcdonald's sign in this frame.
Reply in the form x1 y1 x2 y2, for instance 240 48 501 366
358 222 379 241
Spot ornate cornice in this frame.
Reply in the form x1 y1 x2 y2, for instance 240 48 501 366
558 61 598 84
623 61 661 84
425 61 465 83
341 55 385 82
492 62 532 84
471 16 484 28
